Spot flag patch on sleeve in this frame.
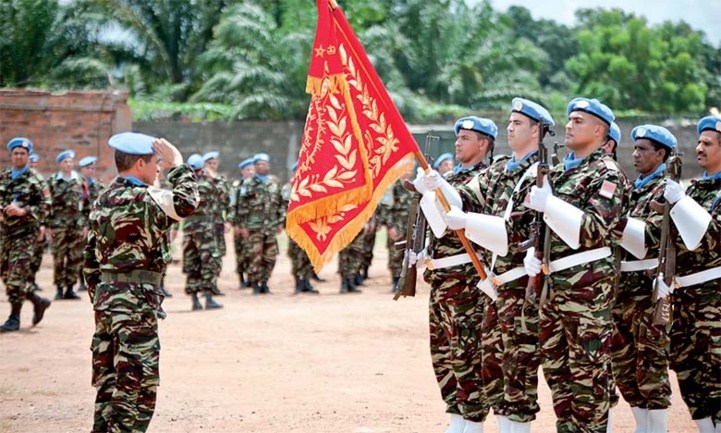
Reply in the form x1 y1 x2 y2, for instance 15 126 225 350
600 180 617 199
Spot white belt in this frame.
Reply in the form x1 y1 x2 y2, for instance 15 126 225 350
620 258 659 273
478 267 527 301
548 247 612 274
427 252 481 270
675 266 721 288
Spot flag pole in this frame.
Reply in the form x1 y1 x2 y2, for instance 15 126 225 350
329 0 338 9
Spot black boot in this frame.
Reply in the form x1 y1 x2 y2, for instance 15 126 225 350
242 274 252 288
303 278 319 294
311 271 326 283
361 265 369 280
191 293 203 311
64 285 81 300
392 276 400 293
27 292 51 326
205 294 223 309
347 277 361 293
252 283 262 295
261 281 272 294
0 303 22 332
54 285 64 300
294 278 304 294
355 272 365 286
340 278 349 294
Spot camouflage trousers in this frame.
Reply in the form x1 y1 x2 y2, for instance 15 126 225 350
182 223 220 295
486 280 542 422
91 309 159 433
29 237 46 283
246 229 278 285
361 228 376 273
215 222 226 257
50 226 83 288
386 232 405 279
540 275 615 433
338 233 364 279
428 271 487 422
288 239 313 280
669 284 721 423
611 278 671 409
0 228 38 304
233 232 249 276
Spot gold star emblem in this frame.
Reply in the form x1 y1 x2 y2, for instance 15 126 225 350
314 45 326 57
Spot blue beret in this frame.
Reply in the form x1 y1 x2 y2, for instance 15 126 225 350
631 125 677 150
29 154 40 163
203 151 219 162
79 156 97 167
238 158 256 169
433 153 454 169
454 116 498 139
56 150 75 163
187 153 204 171
511 98 555 126
108 132 156 155
254 152 270 163
609 122 621 144
7 137 34 153
697 116 721 135
567 98 615 126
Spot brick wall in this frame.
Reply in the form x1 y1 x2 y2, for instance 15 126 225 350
0 89 131 183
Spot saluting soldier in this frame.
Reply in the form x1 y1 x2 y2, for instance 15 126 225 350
612 125 677 432
84 132 198 432
412 116 496 433
46 150 88 300
236 153 284 295
661 115 721 432
439 98 555 433
0 138 52 332
523 98 628 433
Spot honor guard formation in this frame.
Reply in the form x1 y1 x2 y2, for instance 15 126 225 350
1 100 720 433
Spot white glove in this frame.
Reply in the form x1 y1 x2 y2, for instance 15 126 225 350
408 249 427 267
526 176 552 212
524 247 542 277
664 179 685 204
655 275 674 300
443 206 467 230
412 167 441 195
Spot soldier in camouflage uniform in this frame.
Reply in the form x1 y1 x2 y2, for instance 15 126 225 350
661 115 721 432
284 162 318 294
27 153 48 292
412 116 496 433
611 125 676 432
203 151 230 284
84 132 198 433
230 157 256 289
383 168 414 292
182 154 222 310
338 229 366 293
523 98 627 433
46 150 88 300
0 138 52 332
78 156 105 292
359 207 380 281
438 99 555 433
236 153 284 294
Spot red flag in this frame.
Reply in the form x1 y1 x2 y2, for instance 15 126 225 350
286 0 420 270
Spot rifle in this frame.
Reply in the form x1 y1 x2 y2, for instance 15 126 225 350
651 153 683 324
394 132 438 300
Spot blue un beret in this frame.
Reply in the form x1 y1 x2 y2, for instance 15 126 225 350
187 153 204 171
697 116 721 135
454 116 498 139
609 122 621 144
56 150 76 163
238 158 256 169
7 137 34 153
511 98 555 126
203 151 219 162
567 98 615 126
79 156 97 167
108 132 156 155
631 125 677 150
29 154 40 163
433 153 454 169
254 153 270 163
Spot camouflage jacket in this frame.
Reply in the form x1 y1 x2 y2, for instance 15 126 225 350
84 164 198 312
81 177 106 222
0 166 51 235
209 174 230 224
383 180 414 233
459 154 537 276
423 161 487 283
675 177 721 284
236 175 284 231
545 148 628 288
184 173 216 229
47 171 89 229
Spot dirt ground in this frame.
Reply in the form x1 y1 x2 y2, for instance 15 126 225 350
0 232 700 432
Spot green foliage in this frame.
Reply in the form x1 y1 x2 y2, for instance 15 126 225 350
128 98 234 122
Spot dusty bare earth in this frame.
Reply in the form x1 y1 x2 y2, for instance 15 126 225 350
0 233 699 432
